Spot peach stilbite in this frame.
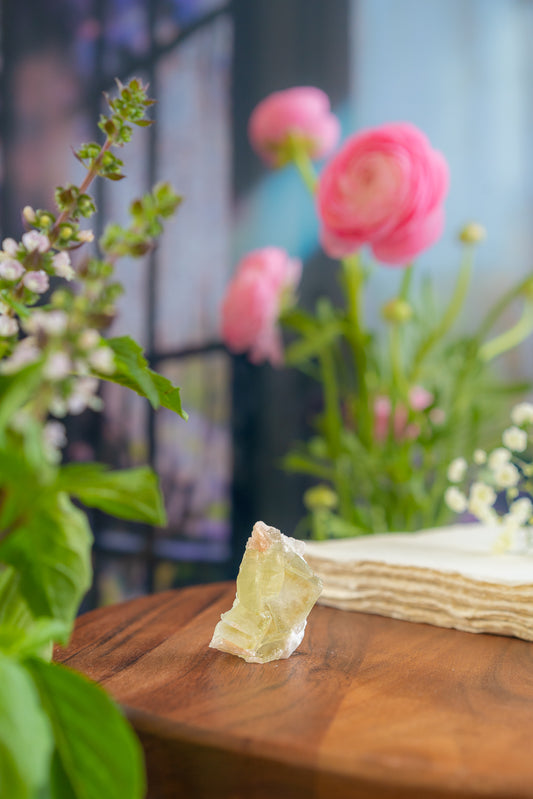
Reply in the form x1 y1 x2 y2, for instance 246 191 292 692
317 122 449 265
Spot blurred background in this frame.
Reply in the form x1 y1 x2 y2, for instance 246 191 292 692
1 0 533 606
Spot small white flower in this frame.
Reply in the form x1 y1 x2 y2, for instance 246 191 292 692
88 346 115 375
509 497 533 525
473 449 487 465
511 402 533 426
43 352 71 381
43 421 67 450
2 238 18 257
48 397 67 417
0 259 24 281
22 206 36 224
448 457 467 483
502 425 528 452
22 270 49 294
445 486 468 514
78 230 94 243
0 337 40 373
488 447 512 470
493 462 520 489
0 316 18 337
67 376 100 415
24 310 67 336
52 251 75 281
77 328 100 351
469 497 499 526
470 481 497 506
22 230 50 253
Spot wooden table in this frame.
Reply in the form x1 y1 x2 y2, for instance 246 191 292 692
55 582 533 799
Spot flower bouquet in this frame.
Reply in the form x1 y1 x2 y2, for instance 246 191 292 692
222 87 533 539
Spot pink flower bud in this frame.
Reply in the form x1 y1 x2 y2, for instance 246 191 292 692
2 238 18 256
249 87 340 167
317 122 449 265
409 385 434 412
52 251 75 281
23 270 49 294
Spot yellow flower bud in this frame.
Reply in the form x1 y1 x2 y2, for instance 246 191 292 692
304 484 339 511
458 222 486 245
381 297 413 323
22 206 36 223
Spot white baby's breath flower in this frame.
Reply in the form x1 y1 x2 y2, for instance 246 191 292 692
2 238 18 257
447 457 467 483
88 346 115 375
77 329 100 351
470 481 497 507
0 316 18 337
469 497 499 526
493 462 520 489
22 230 50 253
0 259 24 281
473 449 487 465
502 426 528 453
52 251 75 281
43 352 71 381
511 402 533 427
445 486 467 514
22 270 49 294
508 497 533 525
488 447 512 470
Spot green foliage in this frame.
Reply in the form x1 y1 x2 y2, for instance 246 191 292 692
105 335 188 418
28 660 146 799
0 76 186 798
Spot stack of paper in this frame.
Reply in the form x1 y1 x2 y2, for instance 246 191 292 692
304 524 533 641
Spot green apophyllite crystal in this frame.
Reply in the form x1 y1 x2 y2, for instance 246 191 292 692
209 521 323 663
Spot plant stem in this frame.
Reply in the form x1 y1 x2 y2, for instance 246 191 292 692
390 265 413 396
288 137 318 195
476 274 533 341
341 254 371 445
411 246 473 380
319 348 342 459
479 301 533 362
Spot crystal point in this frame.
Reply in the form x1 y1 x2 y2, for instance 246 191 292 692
209 521 322 663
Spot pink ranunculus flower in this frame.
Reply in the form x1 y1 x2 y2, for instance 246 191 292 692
317 122 449 265
248 87 340 167
221 248 302 366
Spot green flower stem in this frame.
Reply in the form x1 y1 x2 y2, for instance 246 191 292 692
476 274 533 341
287 137 318 194
389 265 413 397
479 301 533 362
341 254 371 445
319 348 342 459
411 246 474 380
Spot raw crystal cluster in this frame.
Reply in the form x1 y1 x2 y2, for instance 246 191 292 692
209 521 323 663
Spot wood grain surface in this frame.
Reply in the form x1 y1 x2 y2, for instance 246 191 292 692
55 582 533 799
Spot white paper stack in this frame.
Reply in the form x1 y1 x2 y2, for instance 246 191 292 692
304 524 533 641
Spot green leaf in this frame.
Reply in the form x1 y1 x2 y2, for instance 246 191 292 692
0 618 70 659
104 335 187 419
105 336 159 406
148 369 188 418
284 320 343 366
57 463 167 526
0 655 53 799
0 362 43 436
0 494 92 625
27 659 145 799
